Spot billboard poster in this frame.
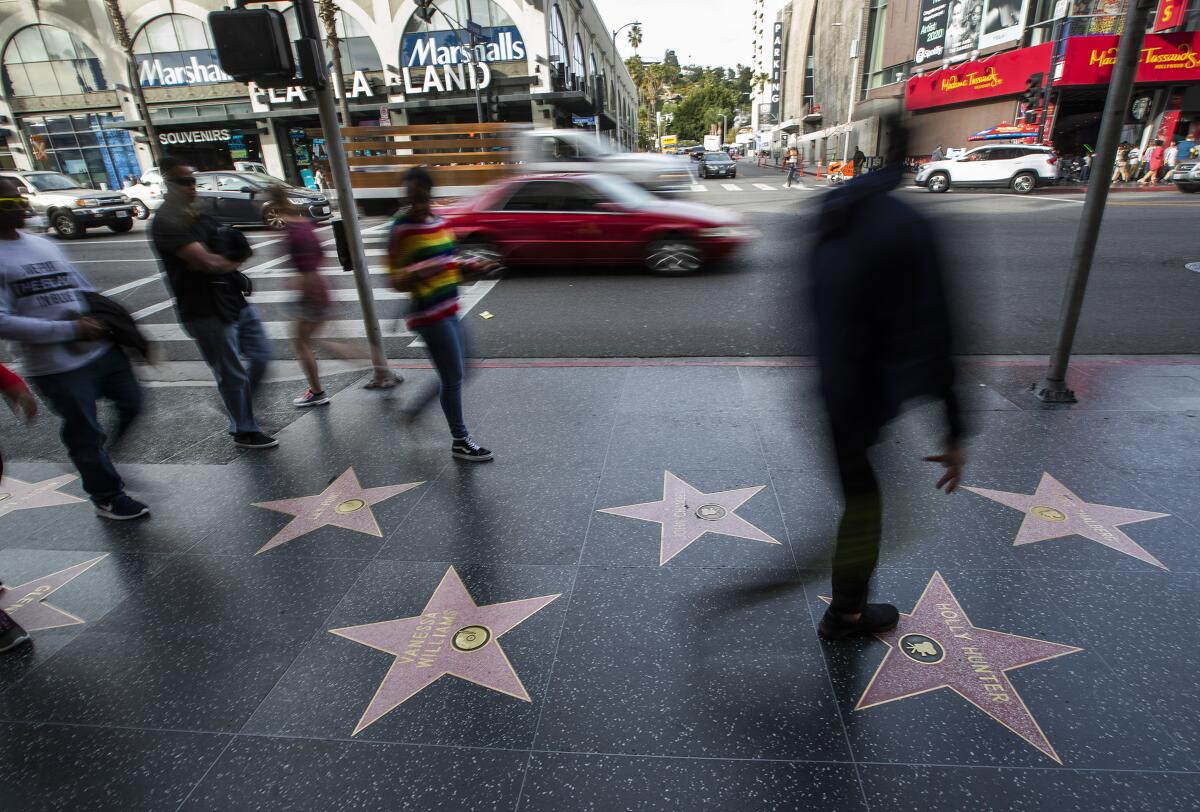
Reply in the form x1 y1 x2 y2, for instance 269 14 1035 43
944 0 984 60
914 0 950 66
979 0 1028 49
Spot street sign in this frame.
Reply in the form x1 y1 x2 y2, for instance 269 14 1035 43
572 115 596 127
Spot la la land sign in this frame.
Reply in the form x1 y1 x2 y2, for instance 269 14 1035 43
249 63 493 111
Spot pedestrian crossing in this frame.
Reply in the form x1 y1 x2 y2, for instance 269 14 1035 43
685 179 814 193
130 224 499 354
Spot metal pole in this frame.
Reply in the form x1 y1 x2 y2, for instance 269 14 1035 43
296 0 396 388
466 0 485 123
1033 0 1155 402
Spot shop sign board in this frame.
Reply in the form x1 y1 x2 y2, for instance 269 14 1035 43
1057 31 1200 86
138 50 232 87
402 26 526 67
158 129 232 146
906 42 1052 110
1154 0 1187 33
916 0 1027 66
915 0 950 66
944 0 983 61
249 65 493 112
770 22 783 121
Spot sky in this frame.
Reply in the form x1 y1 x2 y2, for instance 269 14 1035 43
598 0 760 69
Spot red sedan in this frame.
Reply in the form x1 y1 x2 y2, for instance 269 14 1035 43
437 173 752 274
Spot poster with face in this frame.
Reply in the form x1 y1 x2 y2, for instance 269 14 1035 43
914 0 950 66
944 0 984 59
980 0 1028 49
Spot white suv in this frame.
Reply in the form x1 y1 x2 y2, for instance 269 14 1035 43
915 145 1057 195
123 168 164 220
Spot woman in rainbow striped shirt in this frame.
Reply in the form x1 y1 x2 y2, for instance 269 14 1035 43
387 167 493 461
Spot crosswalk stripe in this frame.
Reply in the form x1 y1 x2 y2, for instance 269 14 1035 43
688 184 707 192
139 319 414 341
753 183 777 191
721 183 743 191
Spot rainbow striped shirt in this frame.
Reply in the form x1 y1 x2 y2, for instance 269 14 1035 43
386 213 461 327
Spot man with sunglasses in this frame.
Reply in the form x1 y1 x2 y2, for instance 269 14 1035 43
151 156 276 449
0 178 150 520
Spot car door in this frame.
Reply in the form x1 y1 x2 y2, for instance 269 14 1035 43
559 178 649 263
489 180 562 263
952 148 996 183
192 174 220 219
213 174 259 224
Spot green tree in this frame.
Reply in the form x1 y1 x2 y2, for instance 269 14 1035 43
628 23 643 54
673 80 739 142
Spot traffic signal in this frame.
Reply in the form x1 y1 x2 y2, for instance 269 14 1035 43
208 8 295 88
1019 73 1044 123
487 90 501 122
416 0 436 23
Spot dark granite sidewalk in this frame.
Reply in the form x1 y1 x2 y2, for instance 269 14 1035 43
1 357 1198 811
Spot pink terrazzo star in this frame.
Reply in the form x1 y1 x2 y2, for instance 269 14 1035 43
0 474 85 519
0 555 107 632
966 472 1170 569
251 468 422 554
330 566 559 735
598 471 781 565
823 571 1082 763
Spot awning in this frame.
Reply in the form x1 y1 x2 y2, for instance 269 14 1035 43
968 123 1040 141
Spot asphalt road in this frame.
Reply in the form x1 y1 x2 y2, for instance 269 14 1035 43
16 161 1200 361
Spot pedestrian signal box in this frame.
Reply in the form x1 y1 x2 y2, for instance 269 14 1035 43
208 8 296 88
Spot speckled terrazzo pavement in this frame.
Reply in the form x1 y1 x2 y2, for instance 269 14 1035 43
1 360 1199 811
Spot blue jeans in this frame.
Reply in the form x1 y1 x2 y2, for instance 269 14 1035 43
411 316 470 439
184 306 271 434
786 166 799 185
31 345 142 503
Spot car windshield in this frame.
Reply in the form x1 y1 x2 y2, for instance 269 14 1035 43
236 173 291 190
705 152 732 162
26 173 81 191
582 174 658 208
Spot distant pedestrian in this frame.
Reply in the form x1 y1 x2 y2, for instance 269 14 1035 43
1127 144 1142 181
314 168 326 192
151 156 277 450
808 116 965 641
852 147 866 176
0 179 149 520
387 167 493 462
784 148 800 188
1139 139 1165 186
1112 143 1131 184
1080 152 1091 183
0 362 36 652
1162 142 1179 183
931 144 946 161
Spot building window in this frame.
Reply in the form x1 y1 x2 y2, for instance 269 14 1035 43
549 6 569 68
286 8 382 73
861 0 889 96
572 35 586 86
24 113 138 190
133 14 228 87
2 25 107 97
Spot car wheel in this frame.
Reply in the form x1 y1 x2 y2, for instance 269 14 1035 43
645 238 703 275
1011 172 1037 195
927 172 950 193
51 212 80 239
130 199 150 219
262 205 286 229
107 220 134 233
459 238 506 275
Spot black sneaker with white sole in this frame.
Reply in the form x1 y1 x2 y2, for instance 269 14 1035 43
234 431 279 449
0 609 30 653
452 436 493 462
818 603 900 641
94 493 151 521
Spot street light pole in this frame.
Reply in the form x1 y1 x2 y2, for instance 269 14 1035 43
1033 0 1155 402
294 0 396 388
611 21 640 150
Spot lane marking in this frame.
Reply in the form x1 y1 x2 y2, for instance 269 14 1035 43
688 184 707 192
753 183 777 191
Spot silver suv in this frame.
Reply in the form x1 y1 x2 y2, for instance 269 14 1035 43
1172 159 1200 193
915 145 1058 195
0 170 135 239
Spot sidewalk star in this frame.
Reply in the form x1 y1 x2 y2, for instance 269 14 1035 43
0 474 85 519
251 468 422 554
966 472 1170 569
822 571 1082 763
598 471 781 565
0 555 108 632
330 566 559 735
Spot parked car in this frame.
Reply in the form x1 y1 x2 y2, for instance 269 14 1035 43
124 168 164 219
437 173 752 275
193 171 331 228
1172 158 1200 193
698 151 737 180
914 145 1057 194
0 170 134 239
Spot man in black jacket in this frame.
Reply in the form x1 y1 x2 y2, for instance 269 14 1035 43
810 117 965 640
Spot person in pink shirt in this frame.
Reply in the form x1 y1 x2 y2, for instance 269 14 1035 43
1139 139 1166 185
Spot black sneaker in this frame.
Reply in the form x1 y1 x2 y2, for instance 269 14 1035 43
0 609 31 653
234 431 279 449
452 435 493 462
94 493 151 521
818 603 900 641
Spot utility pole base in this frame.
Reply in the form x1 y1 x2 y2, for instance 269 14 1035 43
364 369 404 390
1031 378 1077 404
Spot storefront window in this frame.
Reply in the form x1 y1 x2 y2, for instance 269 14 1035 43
133 14 231 88
283 8 382 73
2 25 107 97
549 6 568 68
572 35 586 85
24 114 138 190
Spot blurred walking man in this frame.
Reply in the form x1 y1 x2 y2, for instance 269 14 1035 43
808 117 965 641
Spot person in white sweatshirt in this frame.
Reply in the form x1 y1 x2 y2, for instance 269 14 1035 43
0 178 148 520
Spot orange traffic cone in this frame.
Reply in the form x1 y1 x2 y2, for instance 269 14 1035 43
816 160 824 179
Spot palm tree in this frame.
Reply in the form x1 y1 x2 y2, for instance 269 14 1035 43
103 0 163 165
627 23 643 54
318 0 354 126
